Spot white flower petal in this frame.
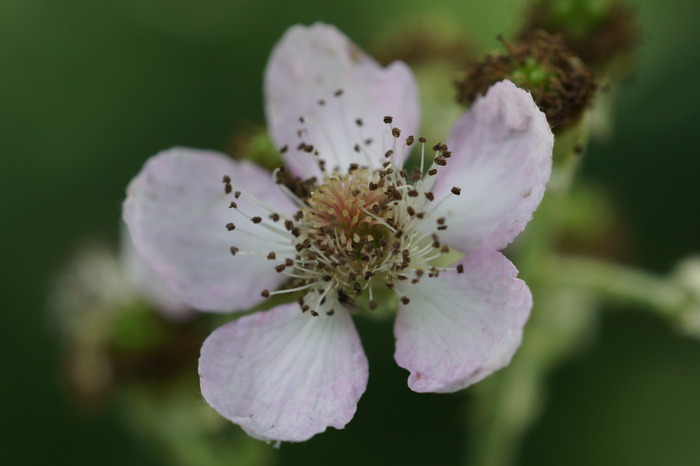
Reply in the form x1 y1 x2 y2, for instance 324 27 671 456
265 23 420 178
431 80 553 252
199 302 368 442
123 148 296 312
393 249 532 393
120 225 191 320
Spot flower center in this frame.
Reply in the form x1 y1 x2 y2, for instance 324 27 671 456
303 169 390 254
222 114 465 316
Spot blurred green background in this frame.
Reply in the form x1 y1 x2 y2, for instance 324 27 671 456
3 0 700 465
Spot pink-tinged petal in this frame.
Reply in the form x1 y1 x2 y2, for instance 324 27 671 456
120 225 192 321
432 80 553 252
265 23 420 179
123 148 297 313
199 302 368 442
393 249 532 393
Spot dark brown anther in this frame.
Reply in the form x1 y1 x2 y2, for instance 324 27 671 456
334 89 344 97
369 300 378 311
400 169 408 179
223 175 231 183
235 191 241 199
285 258 294 267
267 252 276 260
261 289 270 298
428 168 438 176
437 217 446 225
251 216 262 224
229 246 239 255
369 182 378 191
383 116 393 123
310 310 319 317
354 144 361 153
299 116 305 123
385 150 394 158
269 213 280 222
437 225 448 231
284 219 294 231
392 127 401 138
355 118 363 127
326 309 335 316
443 151 452 158
275 264 286 273
364 138 372 145
456 264 464 274
397 275 408 281
407 206 415 216
424 192 435 201
418 137 426 143
435 156 447 166
416 212 425 219
406 135 415 146
317 99 325 106
385 282 394 289
224 184 232 194
440 245 449 253
226 223 236 231
349 163 359 172
353 282 362 294
400 296 410 305
451 187 462 195
229 201 237 209
408 190 419 197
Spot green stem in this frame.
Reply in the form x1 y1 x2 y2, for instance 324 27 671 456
545 255 688 316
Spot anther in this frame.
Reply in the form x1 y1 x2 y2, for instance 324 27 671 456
428 168 438 176
251 217 262 224
334 89 344 97
226 223 236 231
223 175 231 183
230 246 239 255
383 116 393 123
229 201 237 209
435 156 447 166
392 127 401 138
424 192 435 201
400 296 410 305
451 187 462 195
261 289 270 298
418 137 426 143
267 252 276 260
406 135 415 146
355 118 363 127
